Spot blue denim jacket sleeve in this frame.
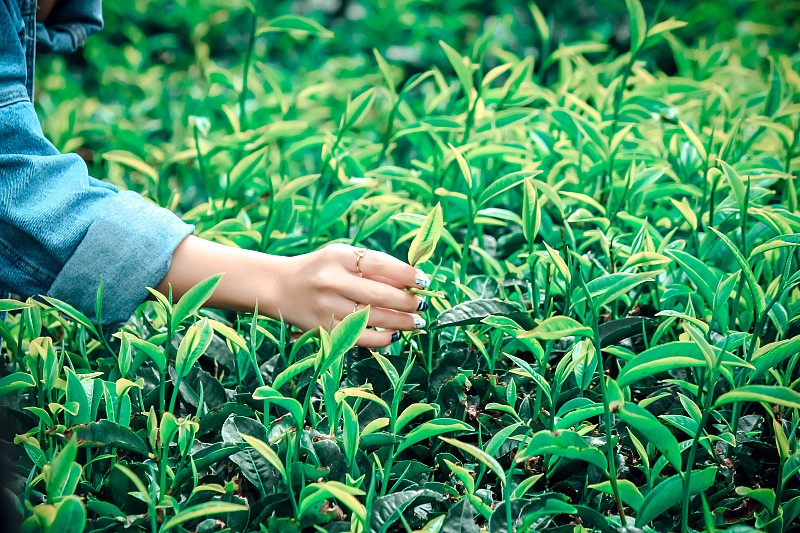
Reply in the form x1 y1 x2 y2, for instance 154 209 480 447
1 0 195 326
36 0 103 54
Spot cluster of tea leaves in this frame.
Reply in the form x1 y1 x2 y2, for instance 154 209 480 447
3 0 800 532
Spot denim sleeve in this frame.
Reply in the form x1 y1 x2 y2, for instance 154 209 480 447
36 0 103 54
1 0 195 326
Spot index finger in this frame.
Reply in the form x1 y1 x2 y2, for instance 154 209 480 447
355 249 431 289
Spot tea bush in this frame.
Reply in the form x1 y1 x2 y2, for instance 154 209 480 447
2 0 800 532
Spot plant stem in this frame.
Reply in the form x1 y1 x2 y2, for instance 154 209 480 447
193 124 210 201
239 11 258 132
580 272 626 524
307 124 346 252
378 97 402 164
730 250 793 435
459 201 475 285
681 336 727 533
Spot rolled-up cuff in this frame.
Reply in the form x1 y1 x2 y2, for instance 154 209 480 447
47 191 194 327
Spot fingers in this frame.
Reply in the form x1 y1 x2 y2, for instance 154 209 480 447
362 273 406 290
355 329 401 348
330 244 430 289
347 301 425 331
323 317 401 348
340 276 426 315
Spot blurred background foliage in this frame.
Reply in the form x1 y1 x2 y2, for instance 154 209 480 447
35 0 799 193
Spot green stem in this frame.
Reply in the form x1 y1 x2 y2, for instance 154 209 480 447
773 449 785 521
168 377 182 414
461 85 482 144
307 124 347 252
459 201 475 285
611 50 638 135
580 272 626 524
730 250 794 435
681 336 728 533
238 11 258 132
193 125 210 201
158 433 170 504
378 97 402 164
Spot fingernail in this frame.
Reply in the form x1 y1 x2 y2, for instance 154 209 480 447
413 315 426 329
415 270 430 289
417 298 428 312
391 331 401 342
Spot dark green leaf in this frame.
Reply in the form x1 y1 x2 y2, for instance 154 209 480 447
433 300 521 329
72 420 149 456
441 499 479 533
636 468 717 527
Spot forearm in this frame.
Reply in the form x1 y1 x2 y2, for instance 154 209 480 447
156 235 286 315
156 238 429 347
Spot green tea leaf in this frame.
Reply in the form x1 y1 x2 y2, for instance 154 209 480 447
518 316 592 340
749 233 800 257
171 274 224 329
73 420 149 456
322 306 370 371
709 227 766 316
440 437 506 484
589 479 643 512
625 0 647 53
448 143 474 190
750 337 800 380
252 386 305 427
718 160 747 215
714 385 800 410
440 41 474 97
433 299 520 329
571 271 659 309
408 203 444 266
240 433 286 479
0 372 36 396
49 496 87 533
616 401 682 471
520 430 608 472
636 468 717 527
396 419 472 454
299 481 366 523
272 357 316 390
373 49 396 95
440 498 479 533
259 14 333 38
617 341 748 387
0 299 31 312
529 3 550 45
103 150 158 184
396 403 437 432
175 318 214 378
371 490 438 533
161 501 249 532
664 249 718 307
344 88 376 129
477 172 529 209
41 296 100 339
522 177 541 245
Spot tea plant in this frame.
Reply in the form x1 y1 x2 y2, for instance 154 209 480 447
2 0 799 532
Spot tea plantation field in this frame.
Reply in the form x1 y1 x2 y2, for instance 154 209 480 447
2 0 799 531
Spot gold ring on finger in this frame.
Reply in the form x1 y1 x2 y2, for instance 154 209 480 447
354 248 367 276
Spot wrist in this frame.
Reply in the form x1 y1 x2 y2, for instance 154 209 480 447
251 253 294 319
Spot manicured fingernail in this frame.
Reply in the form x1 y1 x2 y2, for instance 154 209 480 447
415 270 430 289
391 331 401 342
413 315 426 329
417 298 428 312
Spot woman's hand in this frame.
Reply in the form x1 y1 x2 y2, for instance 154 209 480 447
267 243 430 347
157 237 431 348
